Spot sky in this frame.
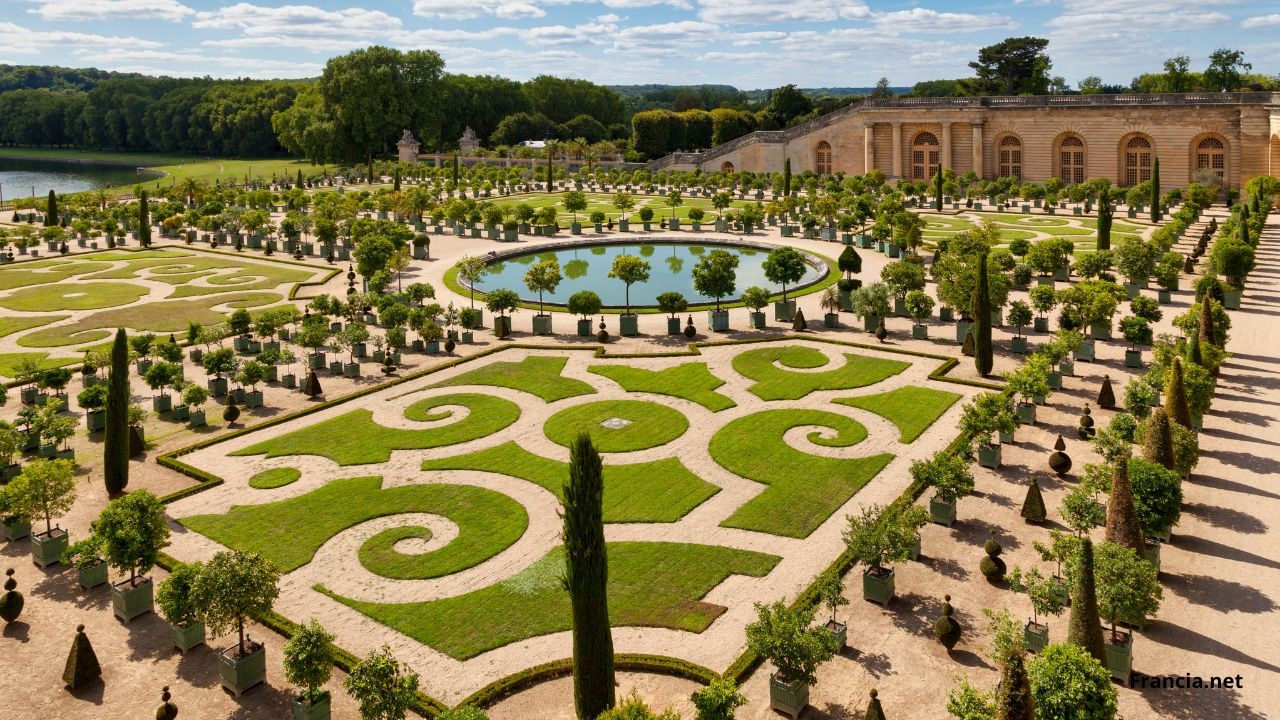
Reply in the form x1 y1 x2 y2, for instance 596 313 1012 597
3 0 1279 89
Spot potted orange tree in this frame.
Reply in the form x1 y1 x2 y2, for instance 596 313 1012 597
94 490 170 623
157 562 205 653
843 503 920 606
746 600 837 719
192 550 280 698
916 452 974 527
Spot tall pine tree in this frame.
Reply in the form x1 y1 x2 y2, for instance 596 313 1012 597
934 165 944 212
1199 296 1217 347
103 328 130 495
1096 186 1112 251
973 251 993 376
783 158 792 198
1150 157 1161 222
138 190 151 247
46 190 58 227
1067 537 1106 663
563 433 615 719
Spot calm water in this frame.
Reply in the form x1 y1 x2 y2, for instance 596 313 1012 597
0 157 157 199
475 241 827 308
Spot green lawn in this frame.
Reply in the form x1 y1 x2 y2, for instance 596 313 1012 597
833 386 962 443
359 526 436 578
431 355 596 402
543 399 688 452
0 315 67 339
248 467 301 489
82 253 314 296
233 393 521 465
421 441 716 523
179 476 528 576
0 259 116 291
588 363 735 412
0 352 78 378
320 541 779 660
0 281 149 312
711 409 894 538
731 346 910 401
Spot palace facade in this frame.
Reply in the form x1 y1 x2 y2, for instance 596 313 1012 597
652 92 1280 190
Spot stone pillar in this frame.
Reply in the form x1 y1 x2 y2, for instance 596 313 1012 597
971 122 984 179
891 123 903 178
864 124 875 174
941 122 952 171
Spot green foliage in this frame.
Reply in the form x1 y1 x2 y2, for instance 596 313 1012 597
1141 408 1175 470
191 550 280 654
690 678 747 720
762 246 808 299
1 568 23 623
524 259 562 315
1027 643 1116 720
1128 457 1182 537
946 677 995 720
62 625 101 691
740 286 770 312
597 692 681 720
913 452 974 503
850 282 892 321
483 288 519 318
655 291 687 317
691 249 739 310
1060 484 1105 535
934 594 962 649
837 245 862 277
568 290 603 319
834 385 960 443
92 490 170 581
563 434 615 719
588 363 733 412
437 708 490 720
973 251 993 375
284 619 335 705
1021 477 1047 523
345 645 421 720
732 346 907 401
1104 458 1144 553
104 328 130 495
1095 541 1162 633
432 355 595 402
156 561 203 626
843 503 924 572
5 458 76 534
1008 565 1066 625
746 600 837 686
1066 538 1106 663
608 254 651 314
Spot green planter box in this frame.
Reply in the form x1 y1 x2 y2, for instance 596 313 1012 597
893 297 907 317
912 324 928 339
532 314 553 335
1074 339 1095 363
1104 631 1132 684
1016 402 1037 425
1125 349 1143 368
3 517 31 541
112 577 154 623
171 620 205 654
862 567 895 606
748 312 766 329
1222 289 1241 309
1025 621 1049 653
78 560 109 590
342 363 360 378
152 395 172 413
929 496 956 527
707 310 729 332
619 314 639 337
1047 371 1062 390
838 289 853 312
86 410 106 432
189 409 207 427
666 317 682 335
1090 322 1111 340
938 306 954 322
955 320 972 345
293 694 332 720
773 300 795 323
1142 540 1161 571
308 353 326 370
1010 336 1027 354
824 620 847 650
32 528 69 568
244 390 264 408
824 313 840 329
977 443 1002 469
864 314 881 333
230 388 245 404
1059 360 1074 377
769 673 810 720
220 643 267 698
207 377 228 397
1158 289 1172 304
171 405 190 421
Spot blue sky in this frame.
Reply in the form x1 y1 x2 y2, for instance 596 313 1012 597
4 0 1278 89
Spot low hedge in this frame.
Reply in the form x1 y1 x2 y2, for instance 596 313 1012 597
461 654 717 709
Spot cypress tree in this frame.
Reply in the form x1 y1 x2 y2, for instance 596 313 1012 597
973 251 993 376
1096 186 1112 251
1164 357 1193 429
1199 296 1217 347
1150 157 1161 222
1021 477 1047 523
865 689 886 720
1186 328 1203 366
63 624 101 691
1097 375 1116 409
138 190 151 247
296 169 304 190
46 189 58 227
934 165 944 212
452 154 460 187
783 158 792 198
994 650 1035 720
564 433 615 719
1105 456 1144 553
1067 537 1106 663
1239 204 1251 246
104 328 130 495
393 166 401 192
1143 408 1175 471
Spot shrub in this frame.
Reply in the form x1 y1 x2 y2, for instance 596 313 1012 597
912 452 974 503
1128 457 1182 537
934 594 962 650
284 619 336 706
1027 643 1116 720
980 533 1007 582
1 568 23 623
1021 477 1047 523
62 624 101 691
345 645 420 720
191 550 280 656
690 678 747 720
93 490 170 583
156 562 203 626
745 601 837 686
843 503 924 573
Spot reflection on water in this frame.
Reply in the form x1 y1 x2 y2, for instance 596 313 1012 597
0 158 160 198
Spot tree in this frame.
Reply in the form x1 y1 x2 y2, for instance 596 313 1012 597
1143 408 1175 470
92 490 170 583
345 645 420 720
563 191 588 223
1096 186 1112 251
191 550 280 656
967 37 1053 96
1094 542 1162 638
869 77 894 99
745 601 837 687
692 249 739 311
45 189 58 227
994 647 1034 720
762 246 807 303
456 255 488 310
104 328 130 495
1204 48 1251 91
1077 76 1103 94
1164 357 1193 429
353 235 397 281
138 190 151 247
1066 537 1106 663
1150 157 1161 222
608 254 650 317
316 46 446 181
838 245 862 278
524 259 562 316
690 678 747 720
564 433 615 719
6 458 76 536
766 84 812 127
973 251 993 375
782 158 792 198
1026 643 1116 720
284 619 335 708
1104 457 1144 553
1162 55 1194 93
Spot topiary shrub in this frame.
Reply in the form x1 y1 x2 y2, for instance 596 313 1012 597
874 318 887 342
1097 376 1115 409
63 624 101 691
980 532 1007 582
792 308 807 332
935 594 962 650
1048 435 1072 476
223 402 240 425
961 328 975 356
302 370 323 398
1021 477 1047 524
1 568 23 622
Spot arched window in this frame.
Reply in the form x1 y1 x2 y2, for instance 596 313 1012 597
911 132 939 180
998 136 1022 180
814 141 832 175
1058 135 1085 185
1124 136 1153 186
1195 137 1225 180
720 161 735 173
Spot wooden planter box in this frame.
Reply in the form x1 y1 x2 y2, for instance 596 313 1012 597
293 694 332 720
2 517 31 541
825 313 840 329
706 310 729 332
954 320 972 345
112 576 154 623
769 673 810 720
773 300 796 323
207 377 228 397
171 620 206 654
862 567 895 606
189 409 207 427
78 560 109 590
1104 630 1132 684
1125 349 1143 368
977 443 1002 469
532 315 553 336
619 314 639 337
32 527 69 568
666 317 682 335
748 312 766 329
1025 620 1049 653
1010 336 1027 354
1016 402 1037 425
929 496 956 526
823 619 847 649
219 642 267 698
912 324 927 339
85 410 106 432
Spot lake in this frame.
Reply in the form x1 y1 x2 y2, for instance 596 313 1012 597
0 157 160 200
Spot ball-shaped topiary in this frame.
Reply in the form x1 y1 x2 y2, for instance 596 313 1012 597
1049 435 1072 476
1021 477 1047 524
980 532 1007 582
874 318 887 342
1 568 23 623
683 316 697 338
1077 404 1096 439
223 402 240 424
935 594 962 650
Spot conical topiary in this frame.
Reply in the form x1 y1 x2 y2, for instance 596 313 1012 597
1142 408 1175 471
792 308 807 332
1164 357 1193 430
1048 435 1072 476
961 328 975 356
1097 376 1116 409
1 568 23 623
302 370 323 398
1105 456 1144 553
993 649 1034 720
63 624 101 691
934 594 962 650
155 685 178 720
865 688 886 720
223 401 240 425
1067 537 1106 663
1077 404 1096 439
1186 328 1203 366
1199 296 1216 347
875 318 887 342
1021 477 1047 524
980 532 1007 582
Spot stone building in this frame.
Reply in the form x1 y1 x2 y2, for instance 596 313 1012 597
652 92 1280 189
396 129 420 164
458 126 480 154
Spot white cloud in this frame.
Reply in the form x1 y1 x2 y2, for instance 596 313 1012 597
597 13 622 23
1242 14 1280 29
26 0 194 22
601 0 691 8
524 22 617 47
697 0 869 25
193 3 401 38
0 21 165 54
874 8 1017 34
412 0 546 20
607 20 720 54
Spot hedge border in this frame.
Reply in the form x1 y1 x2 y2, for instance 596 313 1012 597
153 334 1003 712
